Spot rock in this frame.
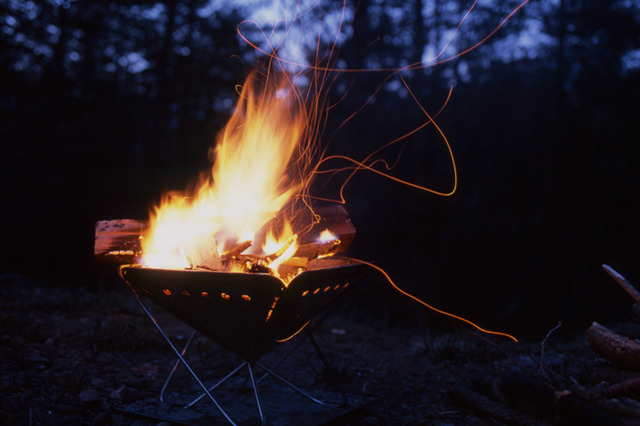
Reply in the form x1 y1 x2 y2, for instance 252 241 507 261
26 353 51 365
90 377 104 387
78 387 100 404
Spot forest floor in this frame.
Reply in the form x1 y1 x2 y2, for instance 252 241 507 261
2 273 640 426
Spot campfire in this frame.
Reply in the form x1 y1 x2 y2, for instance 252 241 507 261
97 70 355 282
94 68 375 424
92 5 526 422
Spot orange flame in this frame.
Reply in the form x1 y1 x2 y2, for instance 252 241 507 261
142 71 310 271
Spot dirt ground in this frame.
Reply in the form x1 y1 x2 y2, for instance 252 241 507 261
2 273 640 425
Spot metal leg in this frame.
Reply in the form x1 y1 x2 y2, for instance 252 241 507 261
188 361 266 424
305 329 333 374
256 323 349 406
256 332 309 385
186 361 247 407
129 292 237 426
305 330 349 406
246 363 265 425
254 361 339 406
160 329 197 402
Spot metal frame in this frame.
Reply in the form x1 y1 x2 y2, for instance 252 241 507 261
126 282 352 425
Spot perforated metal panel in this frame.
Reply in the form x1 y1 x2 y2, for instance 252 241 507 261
121 260 367 361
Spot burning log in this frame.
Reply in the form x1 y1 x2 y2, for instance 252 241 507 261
94 219 146 265
94 204 356 275
294 204 355 249
221 240 252 260
294 238 341 260
183 242 222 271
266 234 297 260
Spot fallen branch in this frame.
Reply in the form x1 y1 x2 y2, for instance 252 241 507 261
586 322 640 371
543 366 640 420
600 376 640 398
602 264 640 305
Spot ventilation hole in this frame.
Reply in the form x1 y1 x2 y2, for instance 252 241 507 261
201 291 210 298
265 309 273 321
162 289 171 296
343 282 350 288
301 290 309 297
313 288 320 295
334 284 341 290
323 286 331 293
242 294 251 302
221 293 230 300
182 290 190 296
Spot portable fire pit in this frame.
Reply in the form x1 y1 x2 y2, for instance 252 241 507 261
118 259 368 424
97 206 373 424
121 259 366 362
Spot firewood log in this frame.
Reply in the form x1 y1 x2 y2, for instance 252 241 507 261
586 322 640 371
94 219 146 265
94 204 356 266
183 243 222 271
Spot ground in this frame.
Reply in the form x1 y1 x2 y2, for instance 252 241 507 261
1 273 639 425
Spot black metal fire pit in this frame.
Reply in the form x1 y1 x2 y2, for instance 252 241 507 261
119 258 369 425
121 259 367 360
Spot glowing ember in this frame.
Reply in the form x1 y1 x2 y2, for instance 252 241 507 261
141 71 312 279
318 229 337 243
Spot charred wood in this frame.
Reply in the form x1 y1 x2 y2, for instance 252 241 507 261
183 242 222 271
221 240 252 259
294 239 341 260
94 219 146 265
94 204 356 267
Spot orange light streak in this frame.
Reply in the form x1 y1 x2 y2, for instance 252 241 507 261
142 0 531 340
313 83 456 205
430 0 478 62
337 257 518 343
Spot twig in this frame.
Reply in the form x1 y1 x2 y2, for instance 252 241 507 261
539 321 562 375
602 264 640 305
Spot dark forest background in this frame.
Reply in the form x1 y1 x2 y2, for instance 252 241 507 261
1 0 639 339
